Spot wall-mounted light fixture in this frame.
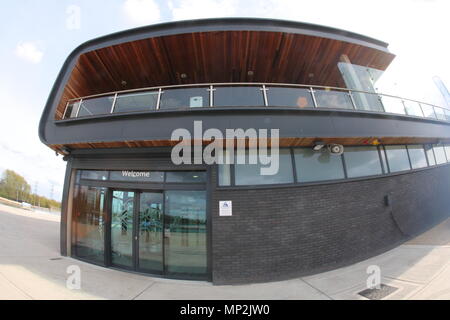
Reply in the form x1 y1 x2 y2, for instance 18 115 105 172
313 141 325 151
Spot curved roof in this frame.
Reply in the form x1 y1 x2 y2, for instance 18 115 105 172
40 18 399 149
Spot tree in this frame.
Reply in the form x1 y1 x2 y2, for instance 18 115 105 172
0 170 31 202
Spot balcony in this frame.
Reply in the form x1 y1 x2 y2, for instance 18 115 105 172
60 83 450 123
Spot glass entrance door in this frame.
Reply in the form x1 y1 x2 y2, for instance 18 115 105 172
137 192 164 273
109 189 207 278
111 190 135 268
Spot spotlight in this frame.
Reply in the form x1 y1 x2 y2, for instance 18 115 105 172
313 141 325 151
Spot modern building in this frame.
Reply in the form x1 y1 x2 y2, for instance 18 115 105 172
39 18 450 284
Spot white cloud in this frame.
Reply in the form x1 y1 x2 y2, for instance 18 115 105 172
15 42 43 64
123 0 161 26
170 0 237 20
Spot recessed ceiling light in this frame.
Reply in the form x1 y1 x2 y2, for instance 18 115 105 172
247 70 254 76
180 73 187 79
121 80 127 86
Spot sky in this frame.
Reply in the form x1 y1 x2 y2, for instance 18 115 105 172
0 0 448 201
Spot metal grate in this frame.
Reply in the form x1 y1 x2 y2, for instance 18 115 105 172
358 284 398 300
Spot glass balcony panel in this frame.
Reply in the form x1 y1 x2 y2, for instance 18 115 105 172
403 100 423 117
160 87 209 110
77 95 115 117
444 109 450 122
64 101 81 119
352 92 384 112
434 107 446 120
114 91 158 113
380 96 406 115
421 104 437 119
214 86 265 107
266 87 313 108
314 89 353 109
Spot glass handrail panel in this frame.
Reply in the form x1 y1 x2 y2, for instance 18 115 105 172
421 104 437 119
77 95 115 117
352 92 384 112
314 89 353 109
114 91 158 113
434 107 446 120
64 100 81 119
159 87 209 110
266 86 314 108
380 96 406 115
213 86 265 107
403 100 423 117
444 109 450 121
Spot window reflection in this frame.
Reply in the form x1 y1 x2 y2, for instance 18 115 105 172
160 87 209 109
294 148 345 182
214 86 265 107
266 87 313 108
314 89 353 109
77 96 114 117
385 145 411 172
71 185 106 264
407 145 428 169
114 91 158 113
344 146 382 178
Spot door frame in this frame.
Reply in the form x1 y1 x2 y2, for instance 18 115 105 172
105 186 208 280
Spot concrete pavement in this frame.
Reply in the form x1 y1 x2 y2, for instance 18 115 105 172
0 203 449 300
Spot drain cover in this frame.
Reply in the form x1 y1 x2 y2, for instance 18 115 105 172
358 284 398 300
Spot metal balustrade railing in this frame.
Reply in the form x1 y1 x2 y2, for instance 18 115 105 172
61 82 450 122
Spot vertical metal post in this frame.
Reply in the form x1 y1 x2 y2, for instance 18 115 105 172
62 101 70 119
348 90 357 110
156 88 162 110
309 87 318 108
261 85 269 106
110 93 118 113
75 99 83 118
400 99 408 115
418 103 426 118
208 85 215 107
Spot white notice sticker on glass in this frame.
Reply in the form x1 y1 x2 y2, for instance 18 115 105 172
219 201 232 216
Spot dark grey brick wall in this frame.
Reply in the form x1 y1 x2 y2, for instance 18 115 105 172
210 164 450 285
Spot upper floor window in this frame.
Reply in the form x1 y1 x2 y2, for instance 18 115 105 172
385 145 411 172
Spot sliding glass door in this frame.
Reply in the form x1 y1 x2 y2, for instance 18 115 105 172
108 189 207 278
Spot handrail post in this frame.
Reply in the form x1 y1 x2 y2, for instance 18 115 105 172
377 94 386 113
400 99 408 115
309 87 318 108
62 101 70 119
75 99 83 118
348 90 357 110
110 93 118 113
156 88 162 110
418 103 426 118
208 85 215 107
261 84 269 106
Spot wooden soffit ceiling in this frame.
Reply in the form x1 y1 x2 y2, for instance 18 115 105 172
56 30 395 118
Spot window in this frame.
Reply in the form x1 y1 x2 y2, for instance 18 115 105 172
293 148 345 182
80 170 109 180
433 145 447 164
266 87 313 108
72 185 106 264
77 96 114 117
385 145 411 172
426 145 436 165
160 87 209 109
407 145 428 169
166 171 206 183
214 86 265 107
314 89 353 109
445 145 450 162
114 91 158 113
234 149 294 185
344 146 382 178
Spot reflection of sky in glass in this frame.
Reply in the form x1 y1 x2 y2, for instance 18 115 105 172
344 147 382 178
407 146 428 169
385 146 410 172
